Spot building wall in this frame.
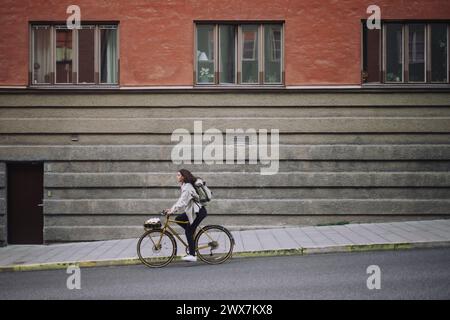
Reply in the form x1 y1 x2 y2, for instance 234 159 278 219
0 0 449 86
0 91 450 243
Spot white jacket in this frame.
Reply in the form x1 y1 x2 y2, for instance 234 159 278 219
170 182 202 224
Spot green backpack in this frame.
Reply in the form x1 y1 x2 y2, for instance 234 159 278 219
194 179 212 205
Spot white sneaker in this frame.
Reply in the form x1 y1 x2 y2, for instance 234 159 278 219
182 255 197 262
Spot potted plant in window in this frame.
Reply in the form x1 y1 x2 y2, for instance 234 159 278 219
267 74 279 83
199 67 214 83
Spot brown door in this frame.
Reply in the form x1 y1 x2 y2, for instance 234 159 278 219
7 163 44 244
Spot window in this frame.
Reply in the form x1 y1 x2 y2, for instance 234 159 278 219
100 26 118 84
408 24 425 82
196 25 215 84
241 25 259 83
362 21 449 83
32 26 52 84
385 23 403 83
78 26 95 83
362 26 381 83
195 23 284 85
431 23 448 82
265 24 282 83
362 21 449 84
31 24 118 85
55 27 73 83
242 27 257 61
219 25 236 84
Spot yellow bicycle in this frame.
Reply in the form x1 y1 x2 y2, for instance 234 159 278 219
137 211 235 268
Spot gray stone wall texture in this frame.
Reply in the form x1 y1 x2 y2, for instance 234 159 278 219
0 91 450 243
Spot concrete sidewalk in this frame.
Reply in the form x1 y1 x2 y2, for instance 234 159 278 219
1 219 450 272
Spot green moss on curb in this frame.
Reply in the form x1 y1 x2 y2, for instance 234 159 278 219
233 248 303 259
348 244 396 252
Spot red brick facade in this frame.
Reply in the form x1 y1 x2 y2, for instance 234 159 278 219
0 0 449 86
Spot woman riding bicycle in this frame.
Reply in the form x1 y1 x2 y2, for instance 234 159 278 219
164 169 207 262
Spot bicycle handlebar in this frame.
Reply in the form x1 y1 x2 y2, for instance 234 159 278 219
160 210 176 216
160 210 183 217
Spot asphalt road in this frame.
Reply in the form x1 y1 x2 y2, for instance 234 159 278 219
0 248 449 300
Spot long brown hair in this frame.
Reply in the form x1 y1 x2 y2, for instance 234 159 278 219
178 169 197 186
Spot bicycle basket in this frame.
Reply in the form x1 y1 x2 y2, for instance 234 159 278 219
144 218 161 230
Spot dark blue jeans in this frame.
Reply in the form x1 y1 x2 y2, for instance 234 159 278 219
175 206 207 256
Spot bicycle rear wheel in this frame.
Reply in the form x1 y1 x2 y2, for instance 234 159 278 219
195 225 234 265
137 229 177 268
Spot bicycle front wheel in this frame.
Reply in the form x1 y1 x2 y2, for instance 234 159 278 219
137 229 177 268
195 225 234 265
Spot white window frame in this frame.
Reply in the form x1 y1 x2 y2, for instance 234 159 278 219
378 21 449 84
195 22 284 86
30 23 119 86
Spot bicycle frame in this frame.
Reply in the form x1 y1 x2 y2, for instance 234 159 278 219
153 214 214 252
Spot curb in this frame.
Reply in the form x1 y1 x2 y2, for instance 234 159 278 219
0 258 142 273
233 248 304 259
1 241 449 273
301 241 450 254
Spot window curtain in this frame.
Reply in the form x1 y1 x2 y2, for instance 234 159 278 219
101 28 118 83
33 27 51 84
